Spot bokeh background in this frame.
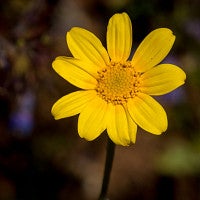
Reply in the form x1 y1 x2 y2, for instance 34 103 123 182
0 0 200 199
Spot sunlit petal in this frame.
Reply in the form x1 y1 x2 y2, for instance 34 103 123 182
107 104 137 145
78 96 108 141
67 27 110 68
52 90 96 119
52 57 97 89
140 64 186 95
127 93 167 134
132 28 175 72
107 12 132 62
125 108 137 143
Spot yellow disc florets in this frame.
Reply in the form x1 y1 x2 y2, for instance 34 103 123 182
96 61 141 105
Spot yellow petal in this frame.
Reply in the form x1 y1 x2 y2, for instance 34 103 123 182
127 93 167 134
140 64 186 95
125 108 137 143
132 28 175 72
107 12 132 62
107 104 137 146
51 90 96 120
78 96 108 141
67 27 110 68
52 57 97 89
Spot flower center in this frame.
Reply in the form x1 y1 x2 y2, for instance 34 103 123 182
96 61 141 105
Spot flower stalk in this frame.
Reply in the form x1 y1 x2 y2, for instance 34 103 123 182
99 136 116 200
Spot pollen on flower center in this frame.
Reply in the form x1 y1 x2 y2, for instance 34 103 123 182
96 61 141 105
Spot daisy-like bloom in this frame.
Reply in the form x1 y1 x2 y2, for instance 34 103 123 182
51 12 186 146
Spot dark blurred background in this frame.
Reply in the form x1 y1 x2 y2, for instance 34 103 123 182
0 0 200 199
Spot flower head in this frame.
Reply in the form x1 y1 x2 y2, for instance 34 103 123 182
51 12 186 146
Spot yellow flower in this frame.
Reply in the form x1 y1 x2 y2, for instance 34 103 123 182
51 12 186 146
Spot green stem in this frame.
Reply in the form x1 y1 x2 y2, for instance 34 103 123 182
98 137 116 200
